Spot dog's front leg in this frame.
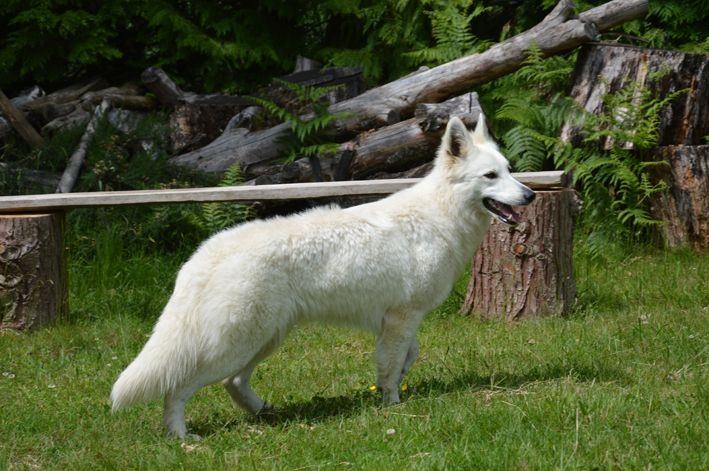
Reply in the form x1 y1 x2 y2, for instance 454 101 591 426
375 310 422 405
400 337 419 383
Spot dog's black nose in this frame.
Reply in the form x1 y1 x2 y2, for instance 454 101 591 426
525 189 536 204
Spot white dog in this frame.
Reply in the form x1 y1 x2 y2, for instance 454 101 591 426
111 114 535 438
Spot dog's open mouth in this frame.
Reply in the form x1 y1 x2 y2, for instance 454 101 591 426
483 198 523 226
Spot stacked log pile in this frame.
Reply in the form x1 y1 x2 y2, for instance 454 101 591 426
169 0 650 186
0 0 650 193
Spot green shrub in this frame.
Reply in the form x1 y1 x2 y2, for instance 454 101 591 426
492 63 686 256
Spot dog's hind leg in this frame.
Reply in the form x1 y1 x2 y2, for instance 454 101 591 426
164 367 236 439
164 360 255 439
223 362 267 414
164 383 199 439
223 333 282 415
375 310 424 405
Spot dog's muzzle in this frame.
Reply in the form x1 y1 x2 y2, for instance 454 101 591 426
483 190 535 226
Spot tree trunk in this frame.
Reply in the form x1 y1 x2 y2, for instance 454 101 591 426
461 189 578 319
170 0 649 177
650 145 708 251
562 43 709 147
0 213 67 330
562 44 709 251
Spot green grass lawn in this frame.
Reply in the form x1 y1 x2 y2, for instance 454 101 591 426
1 237 707 470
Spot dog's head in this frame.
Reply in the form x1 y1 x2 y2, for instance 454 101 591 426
438 114 535 225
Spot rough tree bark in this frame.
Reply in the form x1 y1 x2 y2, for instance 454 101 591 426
562 43 709 147
141 67 253 153
650 146 708 251
0 213 67 330
562 44 709 250
169 0 649 177
461 189 578 319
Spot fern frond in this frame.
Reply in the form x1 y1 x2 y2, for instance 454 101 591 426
198 163 254 234
248 80 350 164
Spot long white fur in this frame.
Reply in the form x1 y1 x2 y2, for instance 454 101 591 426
110 114 535 438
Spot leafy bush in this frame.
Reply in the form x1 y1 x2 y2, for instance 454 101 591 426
493 61 686 256
2 1 706 93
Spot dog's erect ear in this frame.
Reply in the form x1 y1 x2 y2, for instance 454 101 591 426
472 112 491 145
442 116 471 159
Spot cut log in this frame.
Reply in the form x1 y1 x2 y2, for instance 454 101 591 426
56 100 110 193
170 0 649 177
650 145 708 251
141 67 255 152
177 93 481 181
278 64 365 105
169 98 255 154
0 86 44 139
21 78 108 120
461 189 578 319
23 79 107 110
9 86 45 108
141 66 250 108
0 88 44 148
141 67 188 106
83 89 155 111
0 213 67 330
171 121 290 176
293 56 321 73
42 107 92 134
562 43 709 147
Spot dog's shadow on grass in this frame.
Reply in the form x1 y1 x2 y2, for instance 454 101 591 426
192 360 627 436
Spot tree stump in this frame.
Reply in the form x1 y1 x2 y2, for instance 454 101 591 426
0 213 67 330
562 44 709 147
461 189 577 319
650 145 708 251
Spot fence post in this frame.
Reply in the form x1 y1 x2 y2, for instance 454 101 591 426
0 212 67 330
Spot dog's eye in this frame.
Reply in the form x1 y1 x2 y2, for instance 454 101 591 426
483 171 498 179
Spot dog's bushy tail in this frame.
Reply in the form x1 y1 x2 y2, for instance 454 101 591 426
111 305 198 411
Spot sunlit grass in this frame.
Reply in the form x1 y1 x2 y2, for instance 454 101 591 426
1 233 707 469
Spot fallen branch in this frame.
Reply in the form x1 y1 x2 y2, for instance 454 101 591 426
55 100 110 193
0 88 44 148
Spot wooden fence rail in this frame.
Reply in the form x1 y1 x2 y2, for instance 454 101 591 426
0 170 571 330
0 171 566 213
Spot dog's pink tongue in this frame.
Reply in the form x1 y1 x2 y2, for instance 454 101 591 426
507 206 522 224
